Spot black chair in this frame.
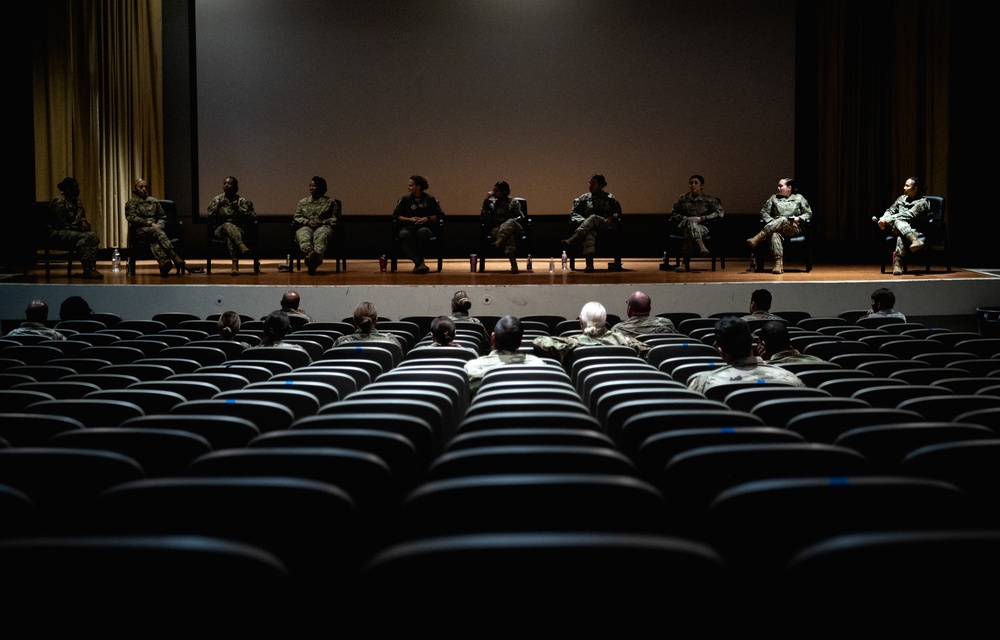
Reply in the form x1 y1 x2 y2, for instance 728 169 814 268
206 214 259 274
664 216 725 271
127 200 185 275
751 218 812 273
290 199 345 273
30 201 75 277
479 198 530 272
390 215 444 273
880 195 950 274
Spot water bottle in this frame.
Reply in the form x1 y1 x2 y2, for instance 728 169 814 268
111 248 121 272
379 255 387 272
526 254 533 272
561 250 568 270
286 254 292 270
549 257 554 273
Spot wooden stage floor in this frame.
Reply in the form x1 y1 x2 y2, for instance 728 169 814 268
14 258 993 286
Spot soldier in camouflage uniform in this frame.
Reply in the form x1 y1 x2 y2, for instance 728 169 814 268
757 321 825 365
740 289 783 322
532 302 649 364
611 291 677 338
877 176 929 275
668 175 725 272
6 300 65 340
688 317 805 395
333 301 403 348
294 176 341 275
125 178 186 277
393 175 442 274
562 175 623 272
48 177 102 279
465 315 550 394
481 181 526 273
746 178 813 274
206 176 256 275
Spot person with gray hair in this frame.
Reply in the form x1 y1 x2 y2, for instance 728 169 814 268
532 301 649 363
464 315 548 394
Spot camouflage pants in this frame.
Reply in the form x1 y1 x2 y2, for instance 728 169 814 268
678 217 709 258
570 214 615 256
490 218 524 257
213 221 248 258
760 217 802 258
886 219 920 255
296 225 334 257
133 226 177 266
48 229 99 260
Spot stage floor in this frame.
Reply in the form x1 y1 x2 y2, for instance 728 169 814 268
12 258 995 286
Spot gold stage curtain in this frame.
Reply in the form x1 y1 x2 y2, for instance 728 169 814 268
33 0 164 251
814 0 950 251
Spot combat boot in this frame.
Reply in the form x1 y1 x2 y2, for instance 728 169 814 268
695 237 711 257
584 256 595 272
231 259 240 276
906 232 924 252
676 259 690 273
771 256 784 275
746 230 768 248
81 260 104 279
892 251 903 276
508 257 519 273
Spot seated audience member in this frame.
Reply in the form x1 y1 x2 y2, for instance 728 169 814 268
217 310 252 350
449 290 482 325
257 310 310 360
6 300 65 340
59 296 93 321
48 177 103 279
533 301 649 363
264 290 312 323
741 289 783 322
757 320 824 364
611 291 677 338
412 316 479 355
688 316 805 395
465 315 549 394
866 287 906 320
334 302 402 348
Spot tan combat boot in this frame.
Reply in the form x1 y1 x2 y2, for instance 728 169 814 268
771 256 784 275
746 230 768 248
892 251 903 276
906 232 924 252
231 259 240 276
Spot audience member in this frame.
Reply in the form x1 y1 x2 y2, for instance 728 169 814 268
611 291 677 338
741 289 783 321
465 315 549 394
257 310 310 360
6 300 65 340
533 301 649 363
449 291 482 325
266 290 312 323
412 316 478 355
217 311 252 350
688 316 805 394
59 296 93 321
757 320 824 364
867 287 906 320
334 302 402 348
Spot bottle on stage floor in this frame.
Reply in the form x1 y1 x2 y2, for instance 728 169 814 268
111 248 121 272
561 251 568 270
549 257 554 272
286 254 292 270
379 255 387 272
526 254 533 272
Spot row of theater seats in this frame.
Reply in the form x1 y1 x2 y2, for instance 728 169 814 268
0 310 998 624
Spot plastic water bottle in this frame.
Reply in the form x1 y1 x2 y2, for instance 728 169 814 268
526 254 533 272
111 248 121 272
549 257 554 272
561 250 568 270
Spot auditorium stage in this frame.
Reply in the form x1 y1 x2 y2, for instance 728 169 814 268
4 258 999 333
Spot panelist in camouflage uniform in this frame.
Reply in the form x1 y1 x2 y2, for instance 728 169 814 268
667 175 725 272
481 180 526 273
294 176 341 275
125 178 187 277
562 174 623 272
48 177 102 279
877 176 930 276
746 178 813 274
206 176 257 275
